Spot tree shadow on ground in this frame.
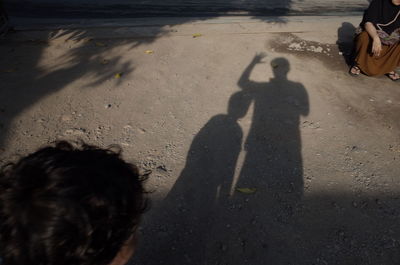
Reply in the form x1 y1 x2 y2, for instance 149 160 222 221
0 28 144 152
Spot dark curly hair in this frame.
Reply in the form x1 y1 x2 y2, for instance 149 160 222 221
0 141 146 265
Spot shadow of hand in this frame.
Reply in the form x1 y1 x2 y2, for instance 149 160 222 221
253 52 267 64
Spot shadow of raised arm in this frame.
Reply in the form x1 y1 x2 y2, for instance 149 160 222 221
238 53 267 90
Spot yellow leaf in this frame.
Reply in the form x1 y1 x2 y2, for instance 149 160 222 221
192 33 202 38
236 188 257 194
145 50 154 54
114 73 123 79
95 41 106 47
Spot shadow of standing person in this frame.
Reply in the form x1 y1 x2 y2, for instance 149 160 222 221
132 91 252 265
227 54 309 264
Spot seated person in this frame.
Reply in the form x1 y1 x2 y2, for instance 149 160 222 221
0 141 146 265
350 0 400 81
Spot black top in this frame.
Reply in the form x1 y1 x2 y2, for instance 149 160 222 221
361 0 400 34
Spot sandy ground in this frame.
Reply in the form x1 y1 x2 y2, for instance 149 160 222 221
1 16 400 264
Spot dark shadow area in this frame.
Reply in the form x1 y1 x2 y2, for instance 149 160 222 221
131 55 310 264
295 193 400 264
132 55 400 265
228 54 309 264
133 90 252 264
3 0 372 18
4 0 296 19
337 22 357 66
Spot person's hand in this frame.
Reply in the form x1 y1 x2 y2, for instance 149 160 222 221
372 37 382 57
253 52 267 64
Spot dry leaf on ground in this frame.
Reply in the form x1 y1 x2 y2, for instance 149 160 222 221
236 188 257 194
95 41 106 47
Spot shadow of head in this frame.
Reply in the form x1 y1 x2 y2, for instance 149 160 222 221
271 57 290 79
227 91 251 120
338 22 356 42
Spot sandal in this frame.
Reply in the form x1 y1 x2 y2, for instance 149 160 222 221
349 65 361 76
386 71 400 82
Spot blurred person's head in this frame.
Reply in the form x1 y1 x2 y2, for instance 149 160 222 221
0 141 146 265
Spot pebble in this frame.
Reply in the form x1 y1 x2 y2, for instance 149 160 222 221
61 115 72 122
64 128 86 136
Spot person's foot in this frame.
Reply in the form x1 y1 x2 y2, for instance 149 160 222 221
386 71 400 81
349 65 361 76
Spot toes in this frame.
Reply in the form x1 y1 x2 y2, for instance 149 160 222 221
388 72 400 80
350 66 360 75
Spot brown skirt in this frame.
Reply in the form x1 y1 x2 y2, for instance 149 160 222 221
355 31 400 76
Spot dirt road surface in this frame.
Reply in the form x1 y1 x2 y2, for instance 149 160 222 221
1 15 400 264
